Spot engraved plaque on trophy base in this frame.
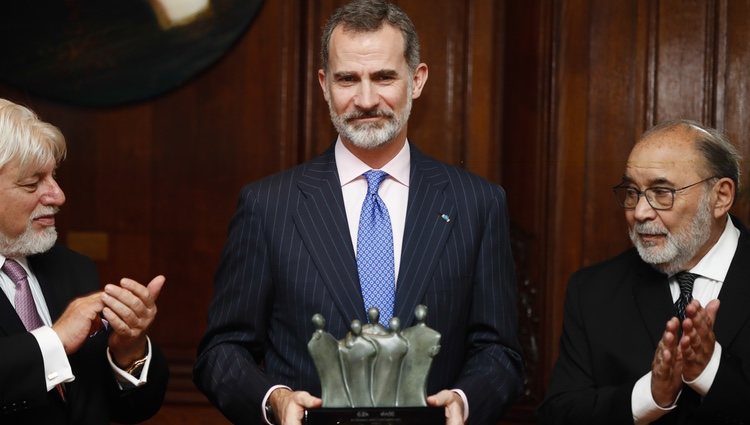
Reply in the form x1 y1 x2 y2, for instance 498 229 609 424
305 406 445 425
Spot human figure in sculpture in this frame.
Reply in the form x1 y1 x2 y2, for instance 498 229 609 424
307 314 349 407
362 307 388 335
339 319 377 406
399 304 441 406
367 316 409 406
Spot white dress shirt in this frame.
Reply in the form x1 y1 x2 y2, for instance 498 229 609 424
336 138 410 282
632 217 738 424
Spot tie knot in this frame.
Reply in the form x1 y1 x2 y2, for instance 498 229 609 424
2 259 27 285
674 271 699 297
363 170 388 195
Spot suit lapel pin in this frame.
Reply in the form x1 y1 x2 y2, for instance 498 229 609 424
440 213 450 223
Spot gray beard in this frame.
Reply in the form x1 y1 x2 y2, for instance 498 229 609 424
0 216 58 257
629 191 713 275
328 92 412 150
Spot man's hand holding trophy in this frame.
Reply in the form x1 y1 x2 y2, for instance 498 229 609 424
306 305 445 424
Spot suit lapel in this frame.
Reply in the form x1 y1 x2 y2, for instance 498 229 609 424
394 148 456 325
293 145 458 325
0 252 65 334
714 219 750 345
0 293 25 334
631 260 673 347
29 253 67 322
292 148 366 322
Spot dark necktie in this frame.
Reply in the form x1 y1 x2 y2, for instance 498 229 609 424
356 170 395 327
3 258 44 331
674 271 698 321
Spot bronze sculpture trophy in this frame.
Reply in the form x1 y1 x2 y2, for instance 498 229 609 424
305 305 445 424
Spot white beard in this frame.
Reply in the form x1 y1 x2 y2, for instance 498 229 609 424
0 207 58 257
630 191 713 275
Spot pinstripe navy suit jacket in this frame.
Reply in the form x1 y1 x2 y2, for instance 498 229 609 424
194 144 523 425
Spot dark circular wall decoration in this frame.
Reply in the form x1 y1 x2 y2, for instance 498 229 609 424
0 0 264 106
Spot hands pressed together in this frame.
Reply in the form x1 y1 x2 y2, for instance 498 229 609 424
51 275 165 368
651 299 720 407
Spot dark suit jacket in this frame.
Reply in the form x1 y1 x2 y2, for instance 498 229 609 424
194 144 523 425
0 245 169 425
538 217 750 425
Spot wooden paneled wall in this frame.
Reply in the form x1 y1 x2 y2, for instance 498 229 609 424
2 1 750 424
540 0 750 390
516 0 750 414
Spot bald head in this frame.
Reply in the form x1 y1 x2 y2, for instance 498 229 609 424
634 120 741 197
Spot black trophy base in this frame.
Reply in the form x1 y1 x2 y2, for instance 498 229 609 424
304 406 444 424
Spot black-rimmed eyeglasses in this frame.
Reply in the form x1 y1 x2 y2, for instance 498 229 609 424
612 176 718 210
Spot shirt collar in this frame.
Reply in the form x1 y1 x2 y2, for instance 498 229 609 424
334 137 411 187
0 254 31 275
688 216 740 283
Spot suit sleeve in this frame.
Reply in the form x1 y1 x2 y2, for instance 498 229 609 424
537 272 636 425
453 186 524 424
695 336 750 421
0 332 50 411
105 342 169 423
194 186 275 425
68 248 169 424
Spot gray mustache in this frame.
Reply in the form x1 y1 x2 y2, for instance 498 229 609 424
344 110 394 120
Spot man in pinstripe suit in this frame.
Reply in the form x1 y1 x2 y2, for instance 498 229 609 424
194 1 523 424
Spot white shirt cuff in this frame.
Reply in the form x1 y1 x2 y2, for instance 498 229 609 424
263 384 292 424
683 341 721 396
30 326 74 391
107 337 153 388
632 372 678 424
450 389 469 422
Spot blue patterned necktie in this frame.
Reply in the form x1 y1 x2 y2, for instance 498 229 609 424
674 271 698 321
357 170 395 327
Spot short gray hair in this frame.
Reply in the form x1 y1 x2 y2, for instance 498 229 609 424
320 0 421 73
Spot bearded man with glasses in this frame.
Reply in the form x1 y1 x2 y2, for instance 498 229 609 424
539 119 750 424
